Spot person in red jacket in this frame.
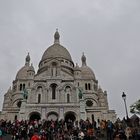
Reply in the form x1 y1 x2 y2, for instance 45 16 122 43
31 129 40 140
31 135 40 140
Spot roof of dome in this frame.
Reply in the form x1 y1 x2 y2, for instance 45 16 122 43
16 53 34 80
41 30 73 62
16 65 29 80
41 43 72 62
28 63 35 72
80 53 96 80
81 65 96 80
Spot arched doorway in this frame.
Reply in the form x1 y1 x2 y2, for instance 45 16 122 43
65 111 76 123
14 115 17 120
47 112 58 121
29 112 41 121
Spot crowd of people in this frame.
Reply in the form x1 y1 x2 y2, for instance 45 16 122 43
0 117 140 140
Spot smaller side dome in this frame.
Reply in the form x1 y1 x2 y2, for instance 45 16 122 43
81 66 96 80
80 53 96 80
16 53 34 80
16 65 29 80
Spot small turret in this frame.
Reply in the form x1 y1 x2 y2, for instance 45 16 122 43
81 52 87 66
16 53 32 80
54 29 60 44
74 63 81 71
80 53 96 80
27 63 35 78
25 53 30 66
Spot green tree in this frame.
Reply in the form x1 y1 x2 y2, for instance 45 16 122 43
130 99 140 114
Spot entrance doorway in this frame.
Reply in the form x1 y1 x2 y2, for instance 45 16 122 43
29 112 41 121
14 115 17 120
65 111 76 123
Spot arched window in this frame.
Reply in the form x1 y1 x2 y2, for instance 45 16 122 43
37 86 43 93
85 83 88 90
52 62 57 76
65 86 71 103
38 94 41 103
88 83 91 90
67 94 70 103
23 84 25 90
19 84 22 91
78 82 79 87
15 115 17 120
17 101 22 108
65 86 71 93
51 84 57 99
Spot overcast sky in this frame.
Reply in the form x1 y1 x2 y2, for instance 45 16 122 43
0 0 140 119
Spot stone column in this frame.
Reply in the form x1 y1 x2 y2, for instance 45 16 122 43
79 99 86 120
41 108 46 120
59 107 64 120
19 99 26 120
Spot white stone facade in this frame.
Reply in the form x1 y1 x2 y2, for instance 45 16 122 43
1 31 116 122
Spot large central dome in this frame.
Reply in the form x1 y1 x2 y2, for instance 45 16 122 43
41 44 72 62
41 30 72 62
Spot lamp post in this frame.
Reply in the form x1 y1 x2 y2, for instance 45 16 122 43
122 92 128 119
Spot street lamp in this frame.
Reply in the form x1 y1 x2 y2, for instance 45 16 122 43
122 92 128 119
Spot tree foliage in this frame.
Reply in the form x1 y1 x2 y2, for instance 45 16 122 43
130 99 140 114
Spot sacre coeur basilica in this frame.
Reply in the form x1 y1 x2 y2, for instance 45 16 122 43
0 30 116 122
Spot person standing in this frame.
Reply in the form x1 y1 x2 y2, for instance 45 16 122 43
0 129 2 140
31 129 40 140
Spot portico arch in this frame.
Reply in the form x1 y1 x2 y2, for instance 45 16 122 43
64 111 76 123
29 112 41 121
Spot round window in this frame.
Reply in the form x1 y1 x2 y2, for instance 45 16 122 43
86 100 93 107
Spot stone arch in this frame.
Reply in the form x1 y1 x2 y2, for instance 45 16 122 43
52 61 57 66
29 111 41 121
64 111 76 123
61 83 75 91
64 86 72 103
50 83 58 99
36 86 43 103
37 86 43 92
65 86 71 92
14 115 17 120
12 98 23 107
47 111 59 121
34 83 46 91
